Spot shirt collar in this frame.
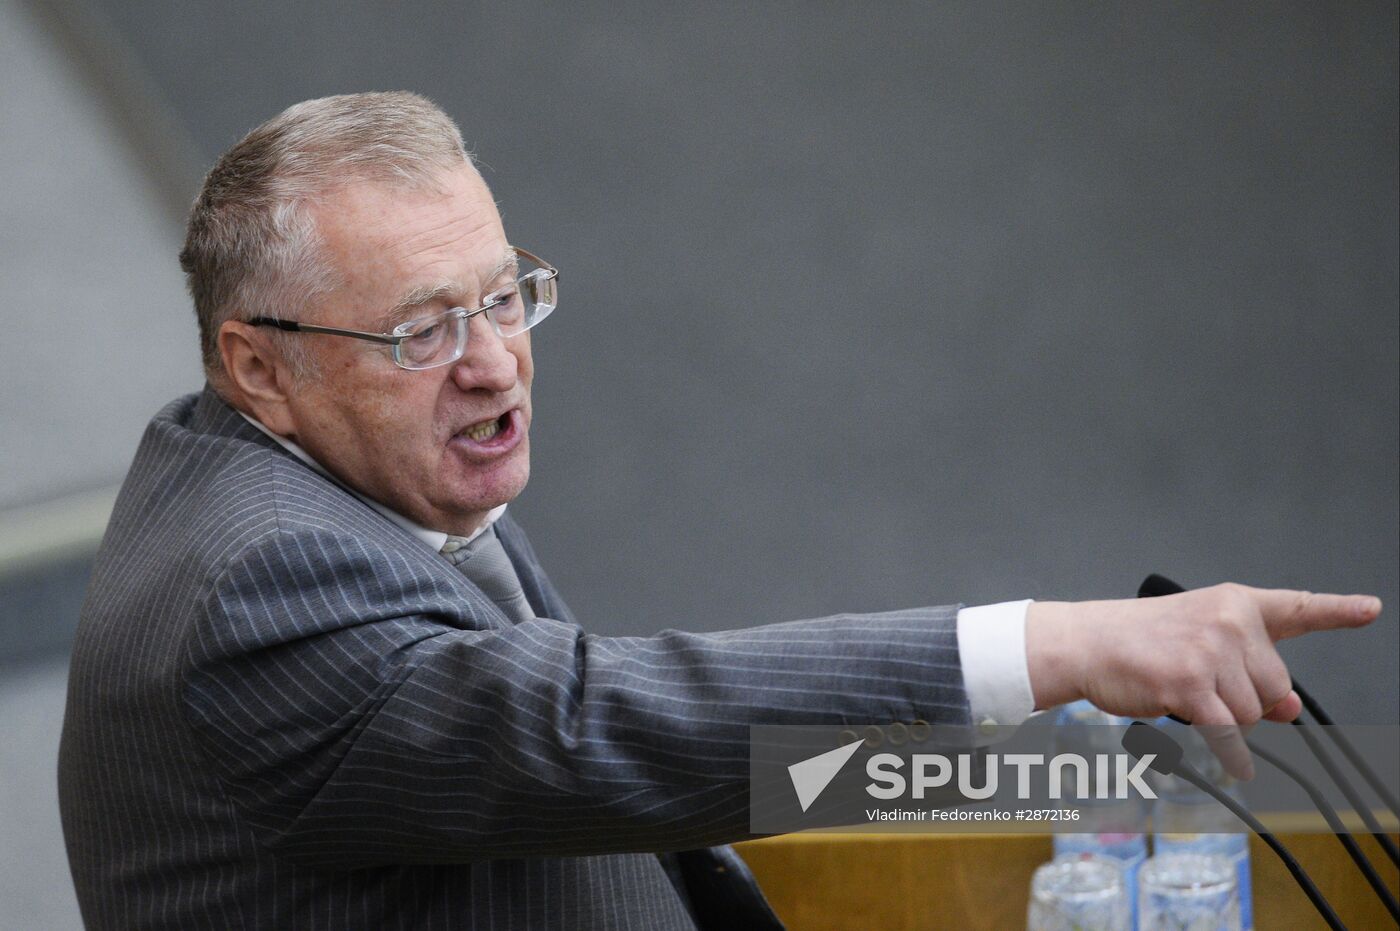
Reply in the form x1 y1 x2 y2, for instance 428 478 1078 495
236 410 504 552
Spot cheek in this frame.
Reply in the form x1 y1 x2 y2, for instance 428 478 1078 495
512 340 535 385
350 379 445 450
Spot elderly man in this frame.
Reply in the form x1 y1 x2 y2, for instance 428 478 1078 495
58 92 1380 930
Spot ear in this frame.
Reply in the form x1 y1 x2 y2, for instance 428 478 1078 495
218 320 297 436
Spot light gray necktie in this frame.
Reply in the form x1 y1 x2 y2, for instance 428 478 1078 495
441 526 535 624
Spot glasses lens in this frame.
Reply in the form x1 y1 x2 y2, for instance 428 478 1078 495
489 284 528 335
489 267 558 337
395 310 466 369
522 269 558 327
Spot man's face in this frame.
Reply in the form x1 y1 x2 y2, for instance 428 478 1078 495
280 164 533 535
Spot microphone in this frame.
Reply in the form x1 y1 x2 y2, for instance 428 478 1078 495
1295 684 1400 821
1138 574 1400 866
1248 742 1399 920
1122 722 1348 931
1290 717 1400 866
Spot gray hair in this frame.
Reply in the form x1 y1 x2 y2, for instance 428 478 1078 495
180 91 472 383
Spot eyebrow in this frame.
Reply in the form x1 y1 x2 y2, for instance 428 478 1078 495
375 248 519 331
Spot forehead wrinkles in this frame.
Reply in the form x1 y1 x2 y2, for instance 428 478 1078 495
316 177 505 317
389 210 500 271
383 213 509 313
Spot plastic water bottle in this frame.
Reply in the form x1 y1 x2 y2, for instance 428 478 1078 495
1152 776 1254 930
1052 701 1149 929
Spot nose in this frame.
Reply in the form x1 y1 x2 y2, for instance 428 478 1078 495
449 313 517 394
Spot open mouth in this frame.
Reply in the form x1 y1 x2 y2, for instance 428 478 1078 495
463 414 507 442
455 410 519 450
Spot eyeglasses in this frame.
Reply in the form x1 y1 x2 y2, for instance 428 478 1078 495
247 247 559 371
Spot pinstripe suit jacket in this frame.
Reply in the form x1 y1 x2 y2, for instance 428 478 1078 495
58 387 972 929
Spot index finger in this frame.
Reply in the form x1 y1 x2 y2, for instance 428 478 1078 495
1250 588 1382 640
1198 723 1255 782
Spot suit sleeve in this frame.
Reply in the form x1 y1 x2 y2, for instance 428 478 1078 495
182 526 969 869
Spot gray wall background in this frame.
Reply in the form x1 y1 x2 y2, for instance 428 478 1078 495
68 1 1400 717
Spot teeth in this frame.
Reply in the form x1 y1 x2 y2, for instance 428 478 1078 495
464 417 502 442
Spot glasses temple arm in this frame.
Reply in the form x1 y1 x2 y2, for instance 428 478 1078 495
246 317 402 345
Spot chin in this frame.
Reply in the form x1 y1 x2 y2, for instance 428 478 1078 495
459 457 530 514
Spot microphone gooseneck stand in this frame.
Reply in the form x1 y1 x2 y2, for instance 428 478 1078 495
1248 743 1399 920
1132 574 1400 929
1294 682 1400 822
1289 714 1400 866
1122 722 1348 931
1140 574 1399 864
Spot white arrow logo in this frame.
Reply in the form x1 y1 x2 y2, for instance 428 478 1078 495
788 737 866 812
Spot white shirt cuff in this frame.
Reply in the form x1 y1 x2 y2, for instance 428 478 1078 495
957 600 1035 736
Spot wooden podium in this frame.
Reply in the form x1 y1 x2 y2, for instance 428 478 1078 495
736 821 1399 929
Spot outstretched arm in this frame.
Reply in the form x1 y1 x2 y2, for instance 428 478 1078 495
183 527 971 869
